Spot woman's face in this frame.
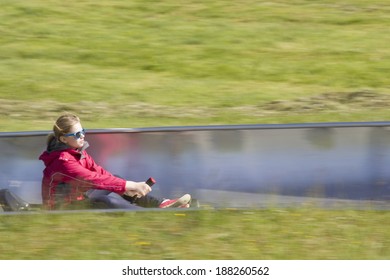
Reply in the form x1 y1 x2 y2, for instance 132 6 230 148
60 122 86 149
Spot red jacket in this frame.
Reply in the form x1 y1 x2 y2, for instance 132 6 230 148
39 140 126 209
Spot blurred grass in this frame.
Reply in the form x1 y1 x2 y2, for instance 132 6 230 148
0 0 389 131
1 209 389 260
0 0 390 260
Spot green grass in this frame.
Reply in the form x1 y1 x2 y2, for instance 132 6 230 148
0 0 389 131
0 0 389 260
1 209 389 260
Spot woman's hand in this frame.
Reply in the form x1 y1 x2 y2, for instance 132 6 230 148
124 181 152 198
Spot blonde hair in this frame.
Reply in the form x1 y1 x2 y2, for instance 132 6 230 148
47 113 81 144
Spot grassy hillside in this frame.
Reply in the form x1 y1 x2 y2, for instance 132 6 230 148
1 0 389 131
1 209 389 260
0 0 389 260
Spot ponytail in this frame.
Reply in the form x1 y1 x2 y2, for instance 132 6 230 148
46 133 56 146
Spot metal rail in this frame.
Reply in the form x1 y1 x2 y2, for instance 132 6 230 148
1 122 390 208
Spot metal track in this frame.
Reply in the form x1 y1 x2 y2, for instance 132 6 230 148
1 122 389 209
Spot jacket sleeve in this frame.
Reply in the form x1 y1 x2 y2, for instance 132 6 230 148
56 154 126 194
84 152 116 177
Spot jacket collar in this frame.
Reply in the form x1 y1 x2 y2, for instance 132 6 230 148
47 137 89 158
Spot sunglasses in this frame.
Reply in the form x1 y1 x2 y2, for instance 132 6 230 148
64 129 86 139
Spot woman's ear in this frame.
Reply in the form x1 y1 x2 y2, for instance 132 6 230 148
59 136 67 144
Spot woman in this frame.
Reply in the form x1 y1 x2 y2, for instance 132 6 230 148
39 113 191 210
